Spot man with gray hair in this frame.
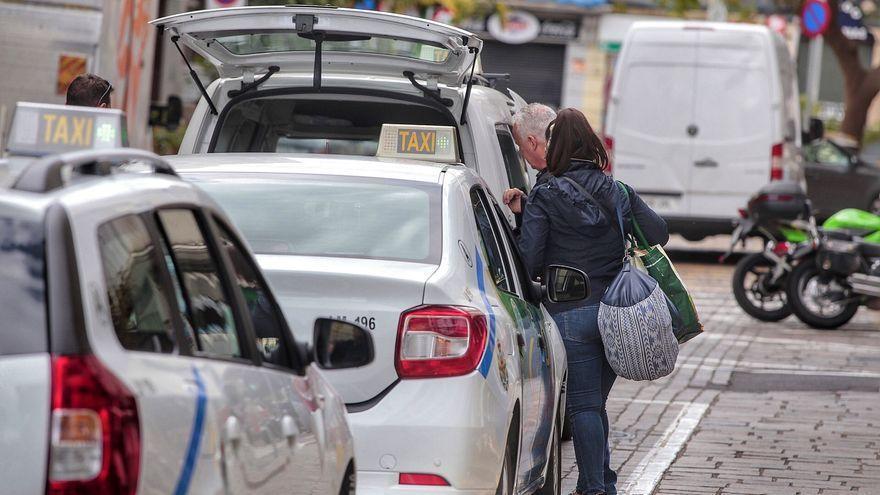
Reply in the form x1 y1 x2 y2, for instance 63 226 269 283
504 103 556 214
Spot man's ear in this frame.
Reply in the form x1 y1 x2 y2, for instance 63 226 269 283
527 135 539 151
98 103 108 108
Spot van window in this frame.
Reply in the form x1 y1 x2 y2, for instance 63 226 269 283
212 95 454 154
496 124 530 192
0 211 45 356
216 33 449 63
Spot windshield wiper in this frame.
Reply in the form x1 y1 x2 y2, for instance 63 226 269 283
170 35 218 116
228 66 280 98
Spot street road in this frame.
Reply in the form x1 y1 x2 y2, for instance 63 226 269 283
562 255 880 495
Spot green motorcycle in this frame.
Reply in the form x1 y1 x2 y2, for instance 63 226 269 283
786 208 880 329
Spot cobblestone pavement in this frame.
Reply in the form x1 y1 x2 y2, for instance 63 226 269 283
561 258 880 495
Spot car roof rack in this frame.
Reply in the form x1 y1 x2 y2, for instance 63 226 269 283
11 148 178 193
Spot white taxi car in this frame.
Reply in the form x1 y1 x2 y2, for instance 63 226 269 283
169 125 588 494
152 5 532 226
0 104 373 495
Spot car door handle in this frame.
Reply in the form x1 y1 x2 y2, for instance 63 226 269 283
694 158 718 168
281 415 299 447
224 416 242 446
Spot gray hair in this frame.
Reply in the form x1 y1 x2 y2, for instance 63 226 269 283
512 103 557 143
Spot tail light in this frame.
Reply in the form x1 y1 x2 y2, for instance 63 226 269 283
399 473 450 486
770 143 783 181
48 355 140 495
772 241 791 256
603 136 614 175
395 306 488 379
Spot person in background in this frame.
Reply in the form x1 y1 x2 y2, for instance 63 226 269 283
65 73 113 108
503 103 556 212
510 108 668 495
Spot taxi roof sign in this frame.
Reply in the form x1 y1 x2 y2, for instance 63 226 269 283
377 124 458 163
5 102 127 158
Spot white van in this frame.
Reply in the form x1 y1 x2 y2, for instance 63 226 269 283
152 6 531 226
604 21 802 240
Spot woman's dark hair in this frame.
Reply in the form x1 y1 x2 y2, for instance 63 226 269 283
545 108 609 175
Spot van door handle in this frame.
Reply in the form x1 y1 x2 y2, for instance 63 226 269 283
694 158 718 168
224 416 242 447
281 415 299 447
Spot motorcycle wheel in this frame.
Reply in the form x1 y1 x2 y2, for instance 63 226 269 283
732 253 792 322
786 259 860 330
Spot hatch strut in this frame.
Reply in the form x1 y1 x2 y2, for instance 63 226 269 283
403 71 453 107
228 66 280 98
460 46 480 125
170 35 218 116
294 14 324 91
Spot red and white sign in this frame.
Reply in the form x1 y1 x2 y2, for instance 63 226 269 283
766 14 788 34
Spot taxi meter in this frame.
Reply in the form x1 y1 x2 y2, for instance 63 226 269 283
5 102 127 157
377 124 458 163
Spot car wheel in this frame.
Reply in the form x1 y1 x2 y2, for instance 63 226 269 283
495 428 517 495
536 420 561 495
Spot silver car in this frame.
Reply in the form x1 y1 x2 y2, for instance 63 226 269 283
169 149 582 495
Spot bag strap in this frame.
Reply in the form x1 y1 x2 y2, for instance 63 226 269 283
615 181 651 249
561 176 627 253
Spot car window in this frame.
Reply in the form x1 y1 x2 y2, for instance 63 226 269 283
471 187 515 293
195 175 441 263
0 210 45 356
156 209 242 359
98 215 177 353
492 202 535 302
805 141 850 168
214 219 297 371
496 124 530 193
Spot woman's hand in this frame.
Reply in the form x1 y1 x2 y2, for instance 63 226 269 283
503 188 525 214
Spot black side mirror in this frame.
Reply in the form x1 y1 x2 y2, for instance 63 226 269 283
808 118 824 143
543 265 590 303
312 318 374 370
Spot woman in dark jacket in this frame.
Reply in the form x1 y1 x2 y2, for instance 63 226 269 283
505 108 668 495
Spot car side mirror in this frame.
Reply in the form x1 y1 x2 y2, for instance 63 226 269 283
312 318 374 370
543 265 590 303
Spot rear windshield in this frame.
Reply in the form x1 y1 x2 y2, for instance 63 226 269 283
212 95 454 155
0 208 46 355
215 33 449 63
194 175 441 264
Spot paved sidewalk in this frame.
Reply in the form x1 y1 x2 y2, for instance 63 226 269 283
561 260 880 495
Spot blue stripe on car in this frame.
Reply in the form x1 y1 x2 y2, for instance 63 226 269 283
173 366 207 495
476 247 496 377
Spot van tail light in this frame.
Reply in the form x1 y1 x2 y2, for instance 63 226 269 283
399 473 450 486
48 355 140 495
770 143 784 181
603 136 614 175
395 306 488 379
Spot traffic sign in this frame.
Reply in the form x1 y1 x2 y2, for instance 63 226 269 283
802 0 832 38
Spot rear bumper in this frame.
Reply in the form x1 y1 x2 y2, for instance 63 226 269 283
665 215 736 239
349 372 510 493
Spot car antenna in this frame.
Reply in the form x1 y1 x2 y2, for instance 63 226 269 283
169 35 218 116
459 46 479 125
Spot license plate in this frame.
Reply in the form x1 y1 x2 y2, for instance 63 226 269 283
641 195 678 212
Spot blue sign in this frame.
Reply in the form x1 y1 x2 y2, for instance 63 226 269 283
838 0 875 44
802 0 831 38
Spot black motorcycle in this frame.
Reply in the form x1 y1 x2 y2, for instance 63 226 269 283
724 181 817 322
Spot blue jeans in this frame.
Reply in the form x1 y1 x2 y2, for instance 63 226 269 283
552 304 617 495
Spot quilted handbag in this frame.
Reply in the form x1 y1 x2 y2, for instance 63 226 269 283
560 178 679 381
